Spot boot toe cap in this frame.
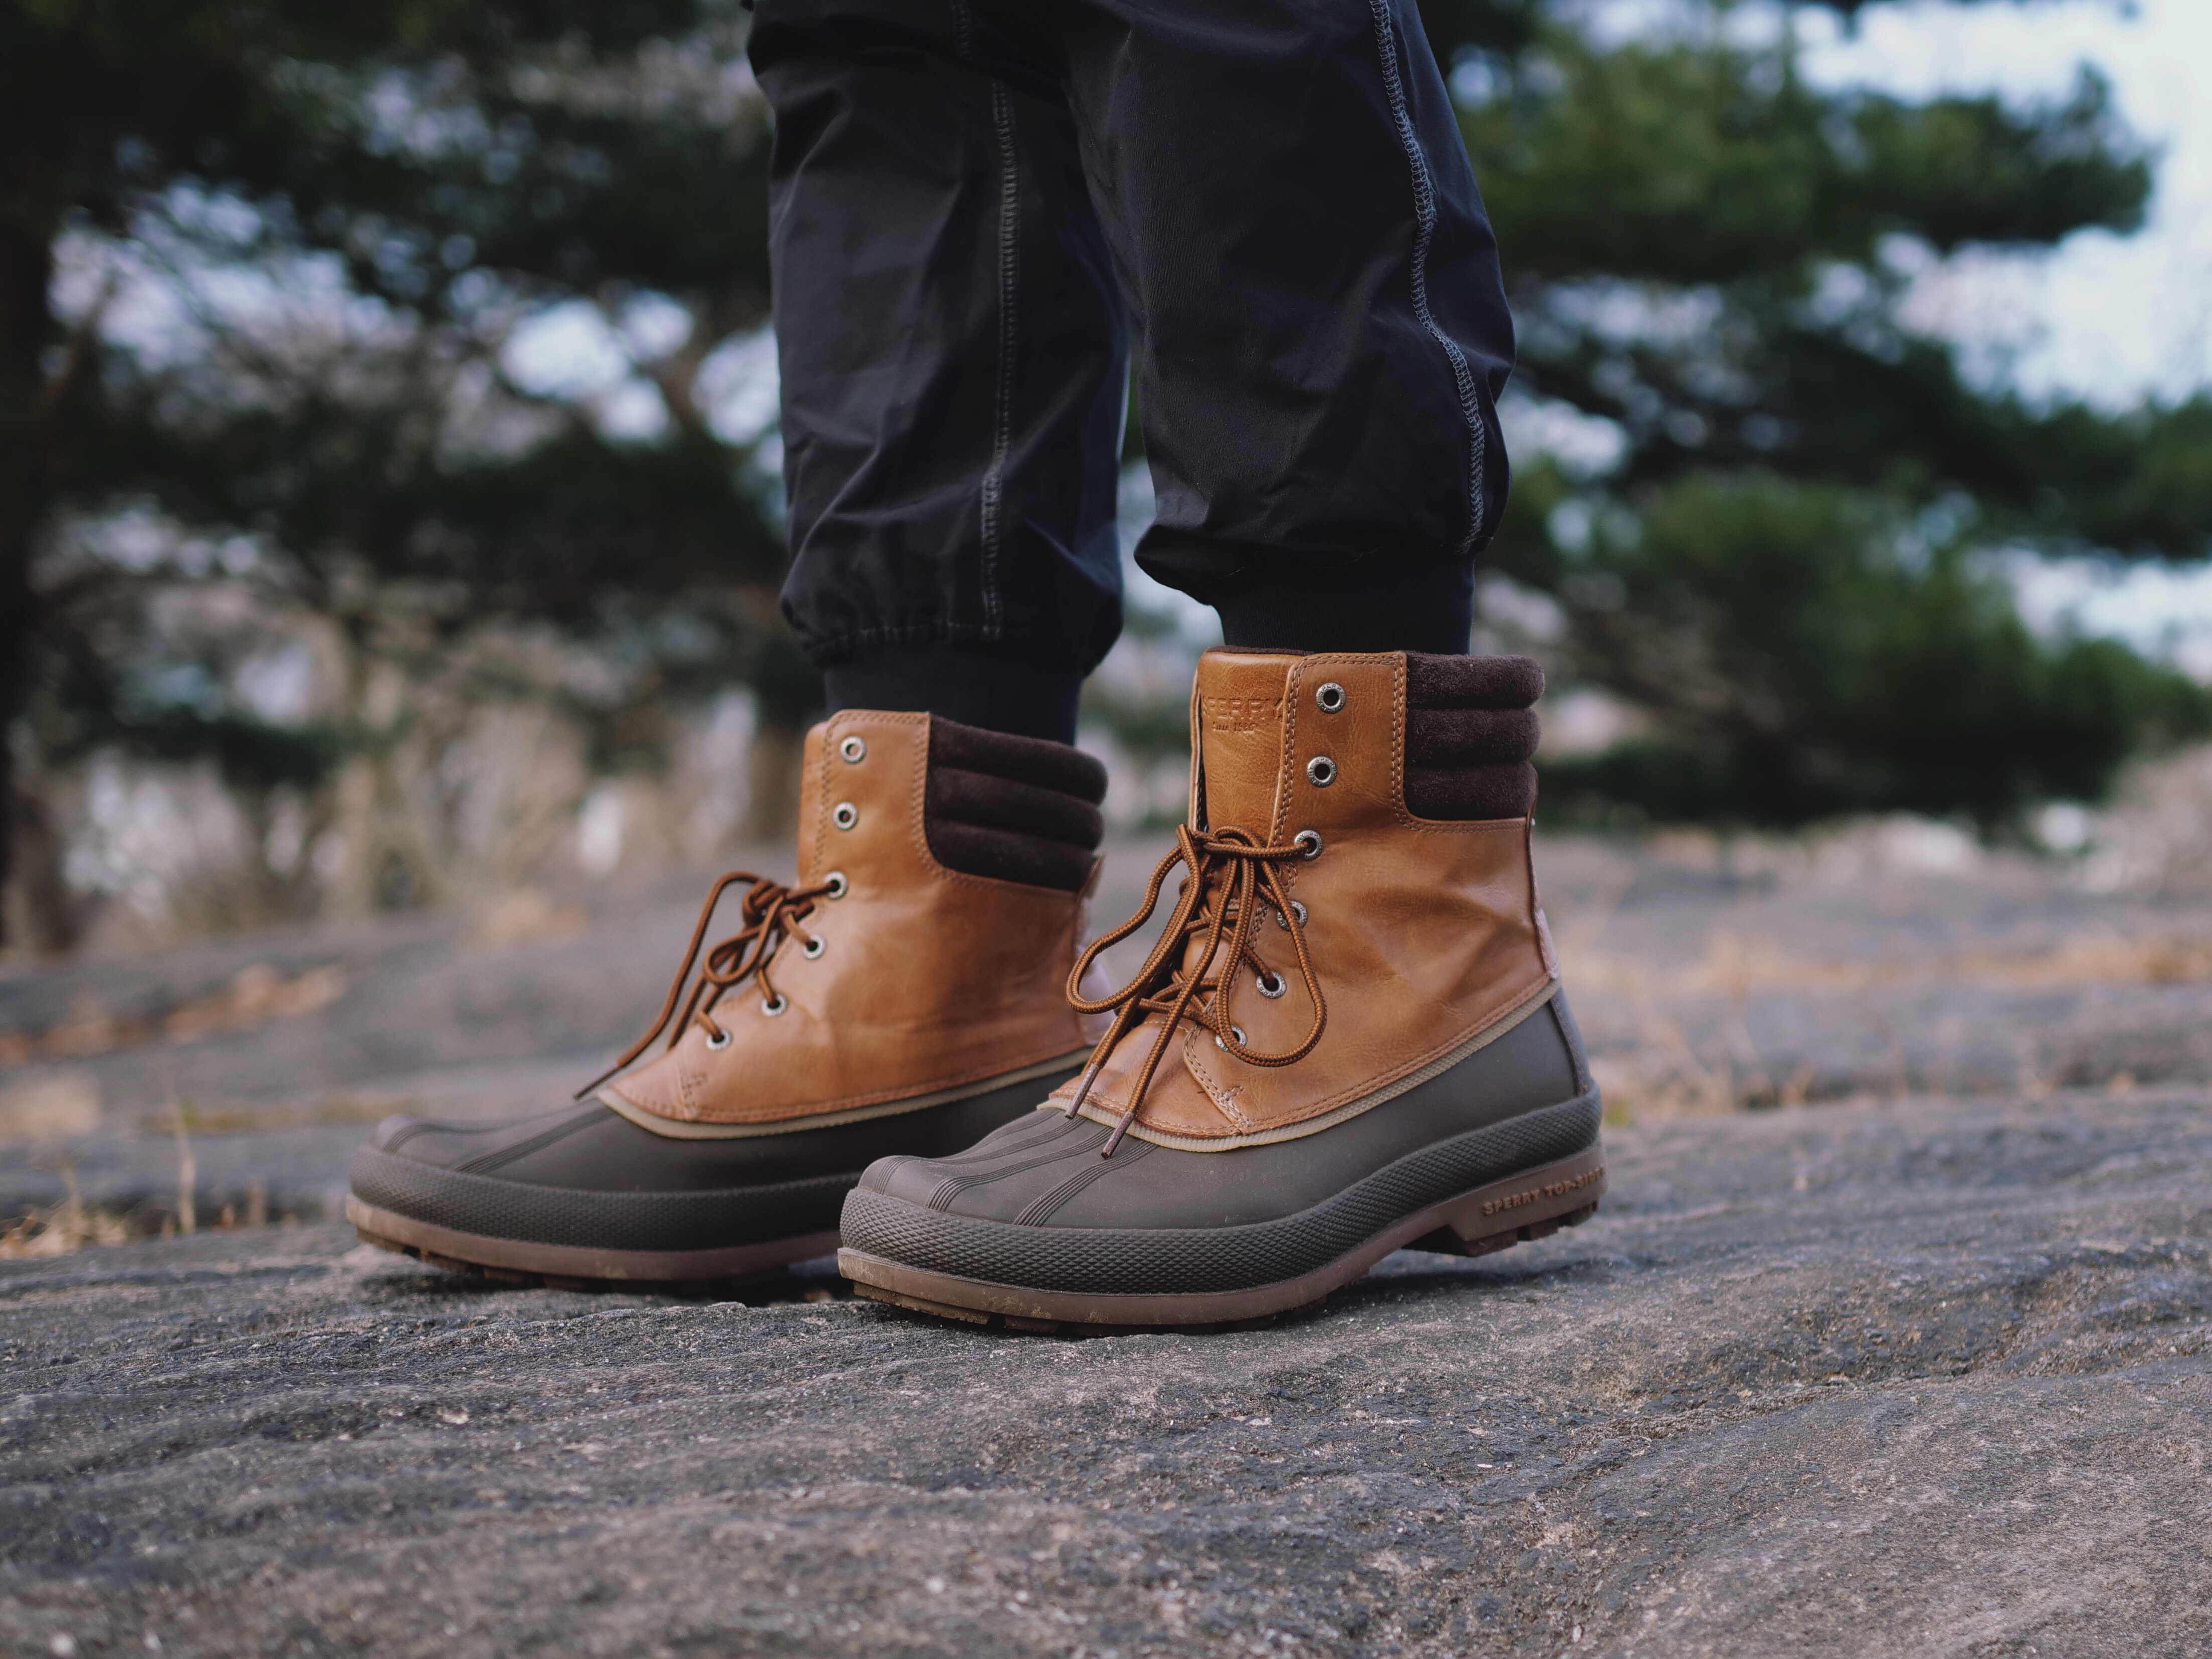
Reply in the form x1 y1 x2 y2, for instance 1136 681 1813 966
853 1154 944 1206
365 1112 441 1157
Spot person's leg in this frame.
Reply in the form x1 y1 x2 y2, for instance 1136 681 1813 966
345 4 1137 1283
834 7 1613 1331
752 0 1129 744
1051 0 1515 655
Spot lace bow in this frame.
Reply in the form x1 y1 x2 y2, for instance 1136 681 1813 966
1063 824 1327 1155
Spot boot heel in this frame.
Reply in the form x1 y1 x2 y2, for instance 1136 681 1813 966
1418 1147 1606 1258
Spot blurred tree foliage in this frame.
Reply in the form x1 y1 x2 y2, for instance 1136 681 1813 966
8 1 2212 945
1421 0 2212 827
3 0 797 942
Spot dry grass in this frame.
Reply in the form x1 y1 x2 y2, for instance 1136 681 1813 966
0 1103 280 1260
1570 928 2212 1002
0 961 346 1065
0 1165 132 1260
1559 919 2212 1123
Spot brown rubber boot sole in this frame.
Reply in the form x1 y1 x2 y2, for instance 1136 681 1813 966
346 1195 837 1291
838 1145 1604 1333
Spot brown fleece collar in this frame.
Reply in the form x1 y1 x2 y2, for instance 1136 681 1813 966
1404 653 1543 821
925 716 1105 892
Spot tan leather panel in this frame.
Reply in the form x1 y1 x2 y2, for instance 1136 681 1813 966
1191 652 1301 835
1052 651 1556 1147
611 712 1096 1128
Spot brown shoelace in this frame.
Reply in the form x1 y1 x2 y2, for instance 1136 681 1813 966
575 870 841 1098
1063 823 1326 1155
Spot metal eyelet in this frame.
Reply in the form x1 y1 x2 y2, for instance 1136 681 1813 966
1255 970 1287 999
839 735 867 763
801 937 826 960
1214 1024 1249 1052
1316 682 1345 713
832 801 859 831
703 1028 731 1052
1306 756 1336 787
1294 829 1323 859
1275 900 1308 932
824 871 849 898
761 994 788 1017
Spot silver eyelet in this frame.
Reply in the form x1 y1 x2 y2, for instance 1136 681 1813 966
832 801 859 831
761 994 788 1017
801 936 826 959
1255 970 1287 999
1214 1024 1249 1052
824 871 849 898
1316 682 1345 713
1275 900 1308 932
1294 829 1323 860
703 1028 731 1051
1306 756 1336 787
838 735 867 763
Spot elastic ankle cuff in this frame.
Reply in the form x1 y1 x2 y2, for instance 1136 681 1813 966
924 716 1106 893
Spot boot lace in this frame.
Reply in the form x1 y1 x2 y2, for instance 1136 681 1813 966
1063 823 1326 1155
576 870 841 1099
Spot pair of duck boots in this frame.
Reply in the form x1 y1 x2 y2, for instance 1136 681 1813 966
346 649 1604 1330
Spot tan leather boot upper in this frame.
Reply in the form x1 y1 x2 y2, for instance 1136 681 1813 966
1054 649 1559 1150
602 711 1101 1136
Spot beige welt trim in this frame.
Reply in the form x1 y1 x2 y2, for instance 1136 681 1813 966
1077 977 1560 1153
603 1049 1089 1141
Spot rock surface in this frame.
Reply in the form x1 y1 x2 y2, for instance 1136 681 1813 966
5 1083 2208 1657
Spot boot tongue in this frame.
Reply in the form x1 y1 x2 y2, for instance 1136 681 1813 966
1193 651 1299 837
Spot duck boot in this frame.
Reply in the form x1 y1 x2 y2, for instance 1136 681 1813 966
838 649 1604 1329
345 711 1108 1286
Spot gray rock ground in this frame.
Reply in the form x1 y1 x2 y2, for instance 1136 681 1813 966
5 834 2212 1655
4 1084 2209 1658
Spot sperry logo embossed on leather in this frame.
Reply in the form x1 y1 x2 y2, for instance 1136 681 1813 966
1203 696 1282 734
1480 1166 1599 1216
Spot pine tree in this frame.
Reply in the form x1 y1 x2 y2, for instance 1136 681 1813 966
4 0 787 942
1421 0 2212 824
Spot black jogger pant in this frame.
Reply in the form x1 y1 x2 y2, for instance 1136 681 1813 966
750 0 1515 742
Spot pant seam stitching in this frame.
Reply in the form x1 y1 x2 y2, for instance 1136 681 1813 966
955 0 1018 642
1366 0 1488 555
